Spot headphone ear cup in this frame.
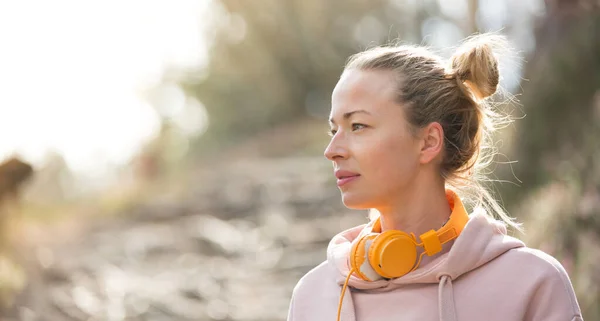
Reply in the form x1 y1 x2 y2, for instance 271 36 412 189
350 234 383 281
368 231 418 279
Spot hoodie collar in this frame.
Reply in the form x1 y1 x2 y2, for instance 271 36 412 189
327 208 524 290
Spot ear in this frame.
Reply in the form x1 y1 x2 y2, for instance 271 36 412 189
418 122 444 165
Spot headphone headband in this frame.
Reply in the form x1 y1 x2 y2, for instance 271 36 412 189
370 189 469 256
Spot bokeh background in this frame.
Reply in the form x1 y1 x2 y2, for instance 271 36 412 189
0 0 598 320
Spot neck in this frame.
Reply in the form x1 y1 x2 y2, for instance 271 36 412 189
375 177 451 240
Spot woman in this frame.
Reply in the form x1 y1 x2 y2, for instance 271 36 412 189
287 34 583 321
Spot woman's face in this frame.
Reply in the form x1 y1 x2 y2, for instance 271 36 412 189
325 69 423 209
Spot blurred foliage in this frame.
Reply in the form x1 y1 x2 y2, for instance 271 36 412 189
173 0 483 157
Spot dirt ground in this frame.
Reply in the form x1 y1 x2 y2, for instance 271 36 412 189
1 157 366 321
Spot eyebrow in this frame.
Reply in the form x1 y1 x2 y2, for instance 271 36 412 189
329 110 371 124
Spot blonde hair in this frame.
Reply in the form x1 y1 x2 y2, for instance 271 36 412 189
345 33 522 232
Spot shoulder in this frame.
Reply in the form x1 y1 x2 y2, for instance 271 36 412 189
501 245 573 285
287 260 340 320
291 260 337 295
494 244 582 319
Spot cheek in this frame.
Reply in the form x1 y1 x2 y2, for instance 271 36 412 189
363 134 420 184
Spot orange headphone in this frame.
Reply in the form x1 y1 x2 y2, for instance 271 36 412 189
336 190 470 321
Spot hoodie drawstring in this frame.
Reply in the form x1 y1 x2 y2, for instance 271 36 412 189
438 274 457 321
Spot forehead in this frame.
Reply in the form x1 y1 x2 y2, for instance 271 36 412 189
330 69 399 117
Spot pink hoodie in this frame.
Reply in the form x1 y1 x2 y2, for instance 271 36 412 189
287 209 583 321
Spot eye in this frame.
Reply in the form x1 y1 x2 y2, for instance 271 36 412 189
352 123 367 131
328 128 337 136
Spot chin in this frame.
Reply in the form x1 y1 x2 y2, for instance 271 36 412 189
340 192 374 210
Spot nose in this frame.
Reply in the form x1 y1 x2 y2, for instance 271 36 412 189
324 133 349 161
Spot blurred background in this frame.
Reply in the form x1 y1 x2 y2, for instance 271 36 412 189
0 0 598 320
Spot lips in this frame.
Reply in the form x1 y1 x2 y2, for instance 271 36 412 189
335 170 360 187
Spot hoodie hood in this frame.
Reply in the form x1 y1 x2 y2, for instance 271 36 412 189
327 208 524 291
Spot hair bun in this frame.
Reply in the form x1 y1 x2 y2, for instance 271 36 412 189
449 34 504 100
